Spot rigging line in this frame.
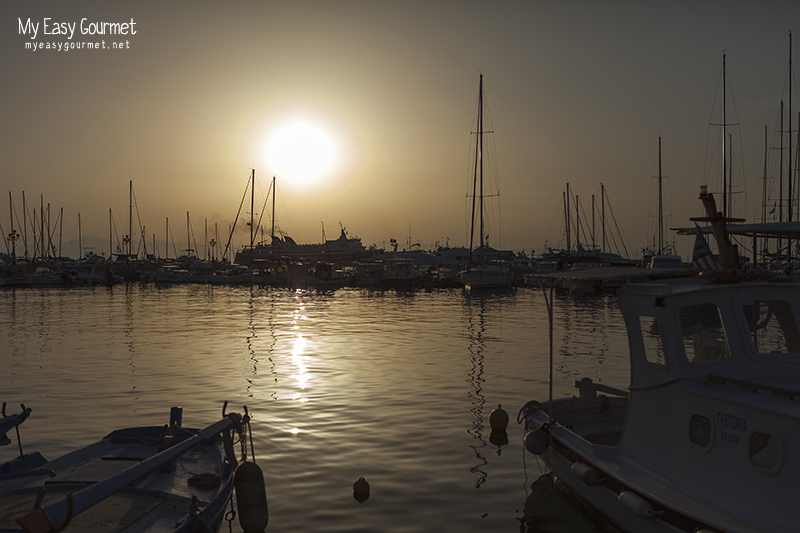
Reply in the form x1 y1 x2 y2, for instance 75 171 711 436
222 172 251 261
604 188 630 258
577 198 593 248
168 224 179 259
110 211 122 253
131 185 147 256
253 178 275 245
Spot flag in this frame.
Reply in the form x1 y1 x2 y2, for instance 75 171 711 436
692 224 723 271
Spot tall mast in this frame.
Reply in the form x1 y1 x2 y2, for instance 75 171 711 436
59 207 63 258
780 100 785 225
187 212 190 257
109 209 112 258
565 183 571 252
22 191 27 259
46 203 51 259
722 53 728 218
601 183 606 253
78 213 82 260
249 169 255 263
658 136 663 255
41 195 45 259
761 125 769 224
478 73 485 259
8 192 15 264
271 176 276 242
166 217 169 260
129 180 133 256
789 30 793 224
575 195 581 250
592 195 597 252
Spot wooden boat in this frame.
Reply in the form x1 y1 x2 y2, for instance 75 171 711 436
1 403 268 533
520 190 799 532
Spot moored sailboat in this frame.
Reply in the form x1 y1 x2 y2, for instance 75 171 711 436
459 74 514 290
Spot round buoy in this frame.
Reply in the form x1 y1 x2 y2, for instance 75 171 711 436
235 462 269 533
489 429 509 447
489 404 509 431
524 428 549 455
353 477 370 503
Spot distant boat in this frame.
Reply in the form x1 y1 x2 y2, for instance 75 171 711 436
458 74 514 290
232 175 371 264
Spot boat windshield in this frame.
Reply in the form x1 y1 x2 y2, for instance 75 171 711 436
638 316 665 366
680 303 730 364
742 300 800 355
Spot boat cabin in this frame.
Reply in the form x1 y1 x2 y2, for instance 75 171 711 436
617 278 800 524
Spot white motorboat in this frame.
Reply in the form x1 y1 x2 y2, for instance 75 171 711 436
520 190 799 532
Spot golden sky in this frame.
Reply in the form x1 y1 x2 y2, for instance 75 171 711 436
3 1 800 260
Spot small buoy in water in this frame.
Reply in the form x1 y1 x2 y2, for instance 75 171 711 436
524 428 549 455
235 462 269 533
489 404 509 431
353 477 370 503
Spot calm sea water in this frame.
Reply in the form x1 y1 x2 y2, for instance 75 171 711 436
1 284 629 532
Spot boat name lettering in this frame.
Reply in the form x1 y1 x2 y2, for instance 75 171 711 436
716 411 746 433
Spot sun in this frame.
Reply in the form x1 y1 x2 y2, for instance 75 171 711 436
264 120 338 185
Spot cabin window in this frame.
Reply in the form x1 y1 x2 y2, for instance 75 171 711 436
638 316 665 366
680 304 730 363
689 414 712 448
749 431 782 471
742 300 800 355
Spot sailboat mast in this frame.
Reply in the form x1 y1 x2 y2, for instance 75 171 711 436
249 169 255 263
166 217 169 260
566 183 571 252
22 191 27 260
78 213 82 260
41 195 45 259
592 195 597 252
129 180 133 257
478 74 485 258
575 195 581 250
761 126 769 224
271 175 276 242
8 192 15 264
789 30 794 224
780 101 785 225
658 136 663 255
601 183 606 253
722 53 728 219
59 207 63 258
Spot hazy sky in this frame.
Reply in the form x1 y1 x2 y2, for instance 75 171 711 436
3 1 800 260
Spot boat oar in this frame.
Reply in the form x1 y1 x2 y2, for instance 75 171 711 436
15 412 243 533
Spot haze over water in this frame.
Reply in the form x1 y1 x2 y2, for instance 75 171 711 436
1 284 628 532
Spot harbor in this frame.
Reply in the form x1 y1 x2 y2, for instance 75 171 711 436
6 2 800 532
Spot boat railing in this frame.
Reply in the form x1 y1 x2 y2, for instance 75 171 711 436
707 374 800 400
574 377 629 398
